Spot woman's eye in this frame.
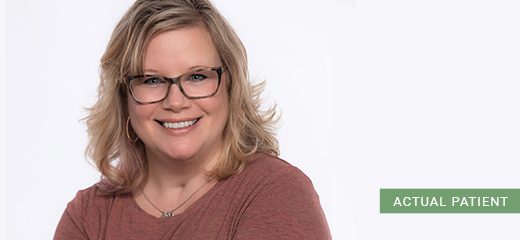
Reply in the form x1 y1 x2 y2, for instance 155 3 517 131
143 77 163 85
188 74 208 81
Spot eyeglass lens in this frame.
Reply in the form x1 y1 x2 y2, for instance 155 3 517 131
129 67 221 103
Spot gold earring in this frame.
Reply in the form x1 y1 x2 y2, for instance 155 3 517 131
126 117 139 143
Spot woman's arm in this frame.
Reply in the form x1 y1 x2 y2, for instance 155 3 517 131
54 207 89 240
233 167 331 240
54 189 92 240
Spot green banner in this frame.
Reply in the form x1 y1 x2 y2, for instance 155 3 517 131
380 189 520 213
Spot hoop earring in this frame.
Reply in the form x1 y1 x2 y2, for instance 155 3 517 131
126 117 139 143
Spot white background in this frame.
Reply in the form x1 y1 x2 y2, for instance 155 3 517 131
2 0 520 239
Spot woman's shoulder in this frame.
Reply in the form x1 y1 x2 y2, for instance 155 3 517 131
229 152 317 196
65 183 124 218
55 183 122 239
74 183 103 198
72 183 115 202
229 153 331 239
243 152 311 182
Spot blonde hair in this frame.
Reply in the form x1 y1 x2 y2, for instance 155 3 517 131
86 0 279 194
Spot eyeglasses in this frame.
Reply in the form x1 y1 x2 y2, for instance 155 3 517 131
127 67 224 104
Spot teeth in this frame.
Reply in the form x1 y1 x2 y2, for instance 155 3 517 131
163 119 197 129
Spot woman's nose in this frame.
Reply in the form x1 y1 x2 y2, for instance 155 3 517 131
161 84 190 111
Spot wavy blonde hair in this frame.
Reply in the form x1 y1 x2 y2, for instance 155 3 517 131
86 0 279 194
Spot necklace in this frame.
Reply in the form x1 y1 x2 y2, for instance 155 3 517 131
141 178 212 218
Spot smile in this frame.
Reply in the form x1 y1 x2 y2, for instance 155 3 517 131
160 118 200 129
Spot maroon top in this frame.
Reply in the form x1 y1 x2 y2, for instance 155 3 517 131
54 153 331 240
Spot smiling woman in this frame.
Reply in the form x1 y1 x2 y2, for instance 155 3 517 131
53 0 331 239
128 27 230 172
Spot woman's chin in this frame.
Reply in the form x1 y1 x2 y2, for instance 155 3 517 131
164 151 197 161
146 144 199 162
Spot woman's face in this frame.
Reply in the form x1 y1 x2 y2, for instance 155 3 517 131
128 26 229 163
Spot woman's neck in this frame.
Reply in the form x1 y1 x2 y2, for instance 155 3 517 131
135 150 219 217
143 142 221 189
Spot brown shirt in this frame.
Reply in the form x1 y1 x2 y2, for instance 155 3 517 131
54 153 331 240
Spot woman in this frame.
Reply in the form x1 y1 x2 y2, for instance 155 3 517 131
54 0 331 239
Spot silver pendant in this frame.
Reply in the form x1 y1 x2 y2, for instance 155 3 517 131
161 211 174 218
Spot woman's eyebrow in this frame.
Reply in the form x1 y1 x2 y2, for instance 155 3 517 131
143 65 214 76
188 65 212 70
143 69 160 74
144 65 212 72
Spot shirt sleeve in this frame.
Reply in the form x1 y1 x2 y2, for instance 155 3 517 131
53 190 90 240
233 166 331 240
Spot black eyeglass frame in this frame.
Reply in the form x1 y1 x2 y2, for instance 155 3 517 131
126 66 224 104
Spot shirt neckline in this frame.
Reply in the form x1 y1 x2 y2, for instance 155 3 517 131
129 178 223 222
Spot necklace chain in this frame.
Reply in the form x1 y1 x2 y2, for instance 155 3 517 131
141 178 212 218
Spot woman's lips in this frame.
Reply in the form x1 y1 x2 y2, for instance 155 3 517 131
156 117 201 129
